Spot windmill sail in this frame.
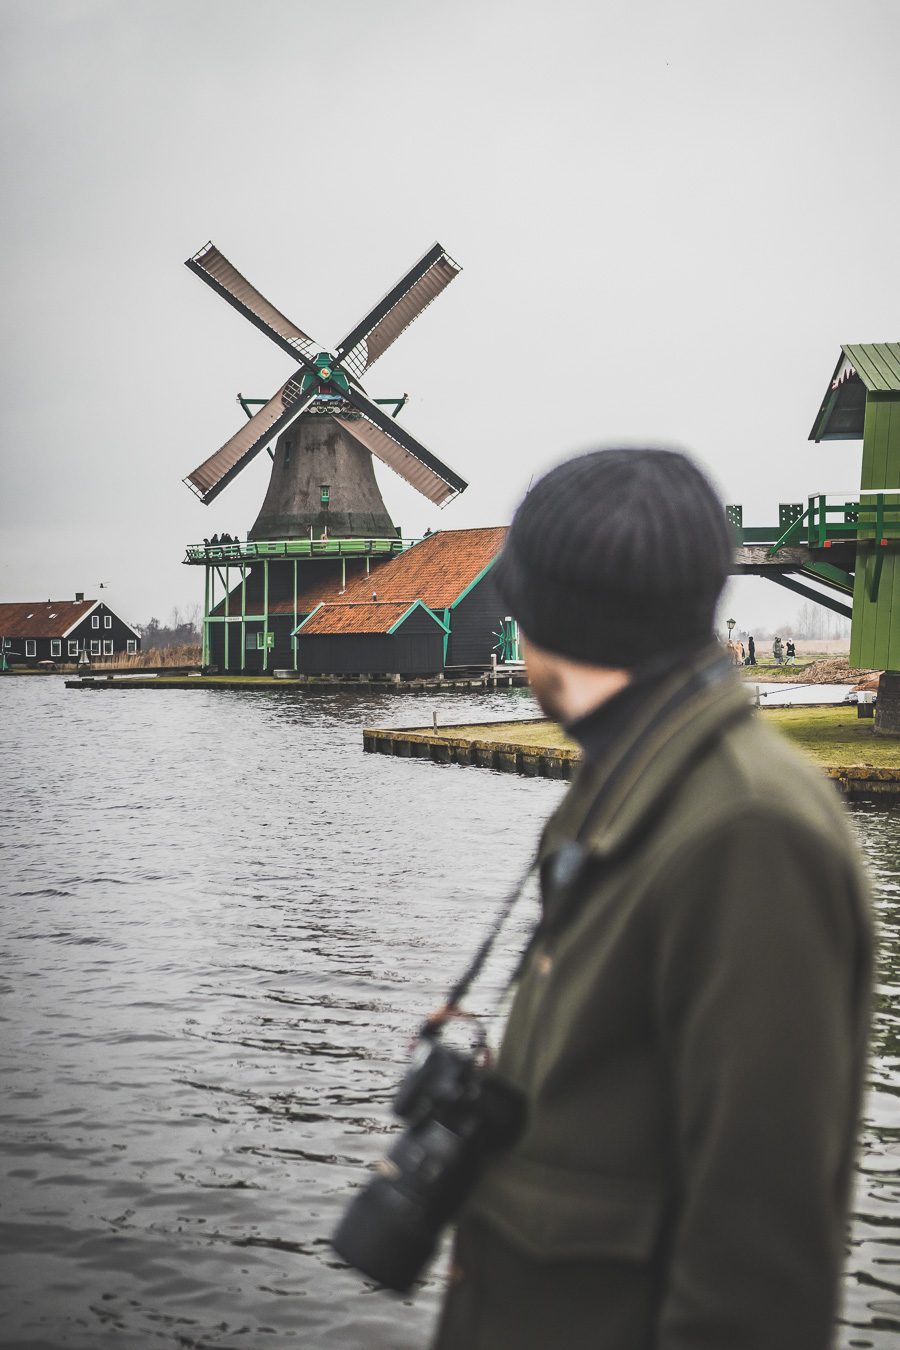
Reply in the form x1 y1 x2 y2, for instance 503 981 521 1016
186 242 319 367
335 244 461 380
184 378 318 503
338 387 467 506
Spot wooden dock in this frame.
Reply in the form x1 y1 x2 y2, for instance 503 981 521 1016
65 669 529 693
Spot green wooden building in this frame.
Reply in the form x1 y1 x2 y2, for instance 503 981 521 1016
809 343 900 673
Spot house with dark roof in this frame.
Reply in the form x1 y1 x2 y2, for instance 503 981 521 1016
0 596 141 668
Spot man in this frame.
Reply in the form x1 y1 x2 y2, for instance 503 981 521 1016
434 448 871 1350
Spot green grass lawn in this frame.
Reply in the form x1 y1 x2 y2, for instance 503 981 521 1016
764 706 900 767
740 658 819 677
436 708 900 769
436 719 578 751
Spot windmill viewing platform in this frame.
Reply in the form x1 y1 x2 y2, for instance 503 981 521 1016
727 490 900 623
184 536 408 565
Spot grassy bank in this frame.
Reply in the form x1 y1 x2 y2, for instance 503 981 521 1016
432 719 578 750
764 706 899 767
740 655 877 684
427 707 900 770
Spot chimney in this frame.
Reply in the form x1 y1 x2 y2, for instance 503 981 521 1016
75 591 84 602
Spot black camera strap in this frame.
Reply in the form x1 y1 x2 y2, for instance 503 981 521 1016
422 655 742 1044
419 856 539 1041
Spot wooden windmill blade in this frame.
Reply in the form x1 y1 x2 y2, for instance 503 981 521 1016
338 386 467 506
334 244 462 381
184 377 318 503
185 242 320 368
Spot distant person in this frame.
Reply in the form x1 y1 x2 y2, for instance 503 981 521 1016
773 635 784 664
740 641 745 663
786 640 796 665
747 634 756 665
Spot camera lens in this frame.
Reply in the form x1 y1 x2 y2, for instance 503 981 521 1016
332 1178 438 1293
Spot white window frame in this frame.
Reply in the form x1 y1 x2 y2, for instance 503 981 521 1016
90 639 101 656
92 614 100 628
25 639 36 657
126 639 137 654
3 638 10 649
103 639 113 656
104 615 112 629
68 640 79 656
51 640 61 657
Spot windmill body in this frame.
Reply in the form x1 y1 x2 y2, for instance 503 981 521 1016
182 241 471 675
250 417 396 541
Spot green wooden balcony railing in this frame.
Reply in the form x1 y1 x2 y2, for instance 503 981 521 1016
185 536 411 564
766 493 900 557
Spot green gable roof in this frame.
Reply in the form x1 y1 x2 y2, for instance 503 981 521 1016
843 343 900 392
810 342 900 442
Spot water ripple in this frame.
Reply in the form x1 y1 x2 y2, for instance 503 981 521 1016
1 678 898 1347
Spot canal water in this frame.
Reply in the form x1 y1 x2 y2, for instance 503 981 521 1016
1 678 898 1349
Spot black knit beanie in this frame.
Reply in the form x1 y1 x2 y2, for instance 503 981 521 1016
492 447 733 669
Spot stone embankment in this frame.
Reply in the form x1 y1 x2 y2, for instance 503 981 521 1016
365 706 900 799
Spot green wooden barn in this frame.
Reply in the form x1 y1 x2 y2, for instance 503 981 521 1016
809 342 900 727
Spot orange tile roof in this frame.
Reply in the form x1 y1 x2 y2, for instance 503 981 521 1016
0 599 96 638
298 601 443 635
265 560 394 617
338 527 507 609
212 530 506 622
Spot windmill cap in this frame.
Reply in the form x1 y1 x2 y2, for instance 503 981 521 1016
493 447 733 669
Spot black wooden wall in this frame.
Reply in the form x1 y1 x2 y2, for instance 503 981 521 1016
296 609 444 675
446 569 504 666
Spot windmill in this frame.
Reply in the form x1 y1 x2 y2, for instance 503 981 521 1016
184 241 468 540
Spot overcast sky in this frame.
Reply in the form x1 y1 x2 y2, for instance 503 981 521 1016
1 0 898 632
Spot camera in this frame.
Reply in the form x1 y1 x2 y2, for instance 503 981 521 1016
331 1037 526 1292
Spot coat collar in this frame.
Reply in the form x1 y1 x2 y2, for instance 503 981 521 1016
545 646 752 860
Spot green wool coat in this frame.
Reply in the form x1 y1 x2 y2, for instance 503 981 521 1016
434 652 872 1350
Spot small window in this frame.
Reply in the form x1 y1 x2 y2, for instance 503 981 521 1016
284 439 293 464
2 639 10 649
256 632 266 650
25 639 36 657
104 615 112 629
103 640 113 655
126 639 137 654
320 483 330 505
92 615 100 629
51 640 61 657
68 640 79 656
90 639 101 655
